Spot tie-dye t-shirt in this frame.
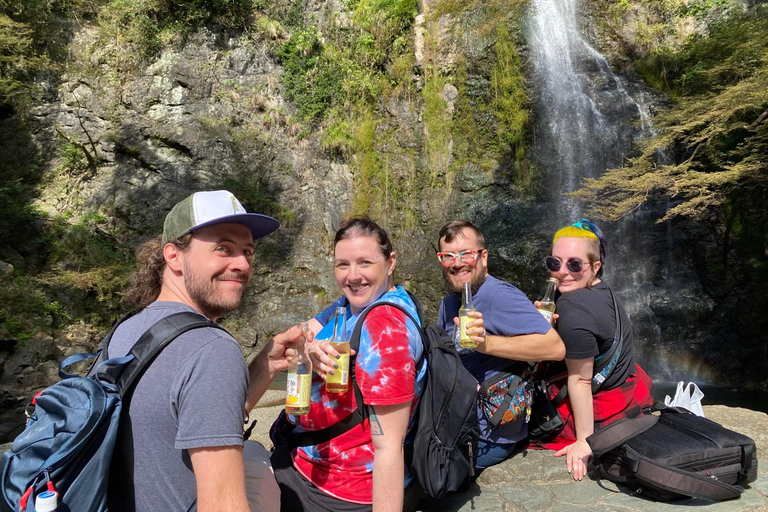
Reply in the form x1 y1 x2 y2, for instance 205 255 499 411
292 286 426 504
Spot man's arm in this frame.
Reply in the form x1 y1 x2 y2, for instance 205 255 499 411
480 327 565 361
190 445 250 512
461 311 565 361
245 325 303 413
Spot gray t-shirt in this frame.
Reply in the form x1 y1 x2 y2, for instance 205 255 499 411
107 302 249 512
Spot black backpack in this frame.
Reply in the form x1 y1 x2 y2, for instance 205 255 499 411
587 403 758 501
290 298 480 499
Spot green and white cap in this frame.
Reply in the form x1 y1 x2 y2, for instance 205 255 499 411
162 190 279 244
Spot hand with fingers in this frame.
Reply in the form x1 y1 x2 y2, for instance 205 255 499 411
266 325 305 375
554 439 592 481
533 300 559 325
307 338 356 381
453 310 487 348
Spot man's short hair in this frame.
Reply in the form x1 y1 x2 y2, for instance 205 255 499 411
438 220 485 250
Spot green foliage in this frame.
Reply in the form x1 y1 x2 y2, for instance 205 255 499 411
425 2 531 193
676 0 730 19
41 210 133 306
254 0 304 30
0 275 72 344
422 72 452 185
59 142 91 174
576 8 768 224
98 0 253 63
490 23 528 158
351 113 382 215
273 0 418 218
0 206 134 342
220 175 295 226
276 26 343 127
0 14 36 112
0 0 102 112
636 11 768 97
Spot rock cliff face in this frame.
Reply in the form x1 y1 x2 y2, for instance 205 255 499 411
1 0 526 440
0 0 765 443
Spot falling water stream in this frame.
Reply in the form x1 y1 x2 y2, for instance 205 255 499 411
524 0 707 385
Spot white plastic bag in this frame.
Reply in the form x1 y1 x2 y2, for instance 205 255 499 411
664 381 705 417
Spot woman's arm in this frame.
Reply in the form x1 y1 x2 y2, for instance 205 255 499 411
370 401 412 512
554 357 594 481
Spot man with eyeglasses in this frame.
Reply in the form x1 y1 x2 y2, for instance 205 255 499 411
436 220 565 470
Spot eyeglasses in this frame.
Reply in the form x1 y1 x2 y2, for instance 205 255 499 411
545 256 592 273
436 249 484 267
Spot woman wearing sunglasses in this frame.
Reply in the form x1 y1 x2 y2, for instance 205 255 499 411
537 219 653 481
271 217 426 512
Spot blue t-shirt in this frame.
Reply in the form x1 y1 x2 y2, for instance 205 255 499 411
314 295 346 326
438 275 552 443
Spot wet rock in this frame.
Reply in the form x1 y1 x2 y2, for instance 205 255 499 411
0 261 12 279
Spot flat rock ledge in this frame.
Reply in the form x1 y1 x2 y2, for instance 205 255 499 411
246 398 768 512
2 402 765 511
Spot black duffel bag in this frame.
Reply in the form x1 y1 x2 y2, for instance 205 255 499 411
587 402 758 501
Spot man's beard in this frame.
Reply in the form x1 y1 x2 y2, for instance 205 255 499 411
183 262 249 319
442 267 486 296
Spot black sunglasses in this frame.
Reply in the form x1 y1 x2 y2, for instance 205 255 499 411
545 256 591 273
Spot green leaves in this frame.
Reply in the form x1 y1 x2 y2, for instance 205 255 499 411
577 5 768 225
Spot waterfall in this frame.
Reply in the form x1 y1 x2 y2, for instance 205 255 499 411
525 0 696 382
526 0 648 219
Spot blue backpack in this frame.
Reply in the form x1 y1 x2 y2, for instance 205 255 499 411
0 311 222 512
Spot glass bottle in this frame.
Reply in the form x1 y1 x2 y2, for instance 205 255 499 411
325 307 350 393
285 325 311 415
537 277 557 325
459 282 478 349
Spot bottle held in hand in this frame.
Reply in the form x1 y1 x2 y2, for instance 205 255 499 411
326 307 350 393
537 277 557 325
285 324 311 415
459 282 478 349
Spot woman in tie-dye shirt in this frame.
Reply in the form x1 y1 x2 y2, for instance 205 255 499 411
271 217 427 512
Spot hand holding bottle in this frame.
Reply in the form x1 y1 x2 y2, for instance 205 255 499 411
536 278 558 325
453 310 487 349
533 300 559 325
308 308 356 383
285 323 313 415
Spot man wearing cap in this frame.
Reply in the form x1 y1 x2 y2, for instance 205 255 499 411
108 190 298 512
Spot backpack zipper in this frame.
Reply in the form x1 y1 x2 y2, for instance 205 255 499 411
677 452 739 471
468 442 475 477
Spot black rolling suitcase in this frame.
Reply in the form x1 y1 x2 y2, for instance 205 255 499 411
587 403 758 501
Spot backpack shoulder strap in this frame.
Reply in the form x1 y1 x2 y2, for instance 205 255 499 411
591 286 623 393
403 289 425 328
623 445 745 501
587 413 658 457
291 300 425 447
86 310 138 372
95 311 226 397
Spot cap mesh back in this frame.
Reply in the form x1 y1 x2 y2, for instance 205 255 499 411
162 195 195 244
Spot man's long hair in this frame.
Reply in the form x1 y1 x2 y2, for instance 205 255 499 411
125 234 191 310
